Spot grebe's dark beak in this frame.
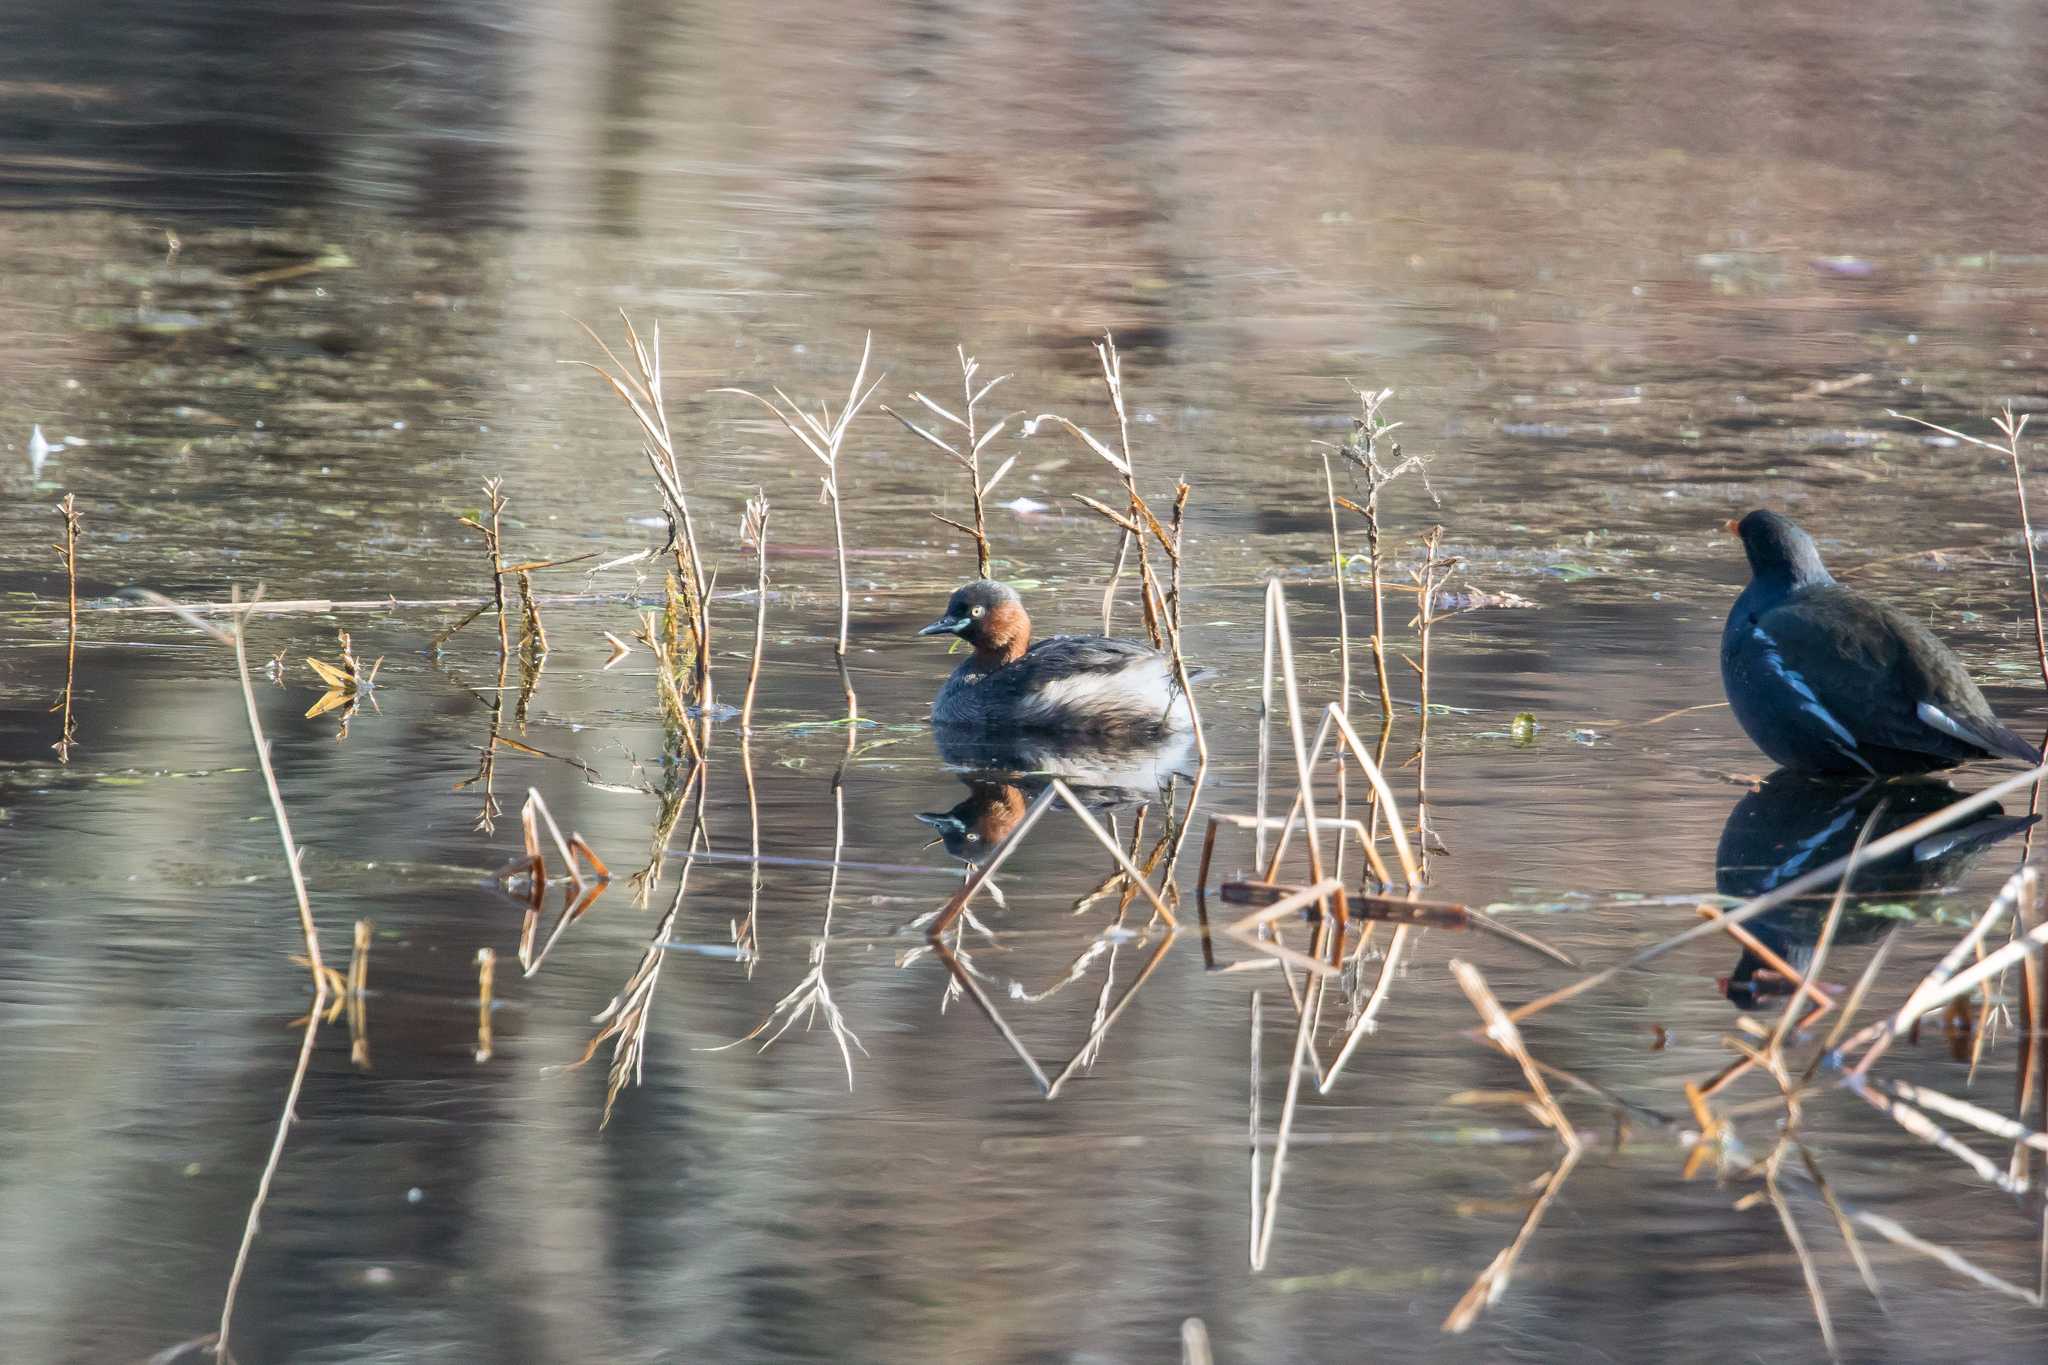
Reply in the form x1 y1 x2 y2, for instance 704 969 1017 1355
918 616 967 637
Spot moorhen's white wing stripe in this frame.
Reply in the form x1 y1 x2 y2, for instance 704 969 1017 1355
1915 701 1981 751
1750 626 1872 771
1764 802 1862 883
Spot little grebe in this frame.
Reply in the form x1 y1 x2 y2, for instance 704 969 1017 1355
918 580 1197 732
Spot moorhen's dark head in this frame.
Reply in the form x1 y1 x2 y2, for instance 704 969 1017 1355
1729 509 1833 593
919 579 1030 659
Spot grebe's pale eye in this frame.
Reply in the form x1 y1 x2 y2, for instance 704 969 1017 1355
971 605 985 618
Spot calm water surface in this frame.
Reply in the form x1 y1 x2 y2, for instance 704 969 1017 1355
4 2 2048 1361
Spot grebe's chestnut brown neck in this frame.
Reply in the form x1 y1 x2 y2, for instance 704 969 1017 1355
918 579 1030 668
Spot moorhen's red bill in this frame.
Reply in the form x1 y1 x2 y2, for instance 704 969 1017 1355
1720 509 2040 774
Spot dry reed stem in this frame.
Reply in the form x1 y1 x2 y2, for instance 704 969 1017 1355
1795 1143 1886 1313
884 345 1014 578
741 492 769 733
454 653 509 833
1857 1212 2044 1307
564 766 708 1125
1248 991 1264 1261
575 311 713 703
1263 582 1341 929
50 493 80 762
923 780 1182 1098
1506 763 2048 1024
736 735 763 973
714 333 882 726
1318 924 1411 1092
1070 481 1208 756
1891 406 2046 688
455 478 510 657
515 789 614 977
1880 1078 2048 1153
1032 333 1157 642
1252 914 1329 1270
475 948 496 1062
347 918 371 1069
1847 866 2037 1078
1326 706 1423 884
1218 878 1350 978
1410 527 1456 862
1442 1144 1583 1333
1207 811 1394 894
1756 802 1880 1075
1322 386 1427 724
124 586 332 1361
1806 927 1902 1084
1442 966 1581 1333
1763 1166 1837 1360
1845 1076 2026 1192
704 776 865 1086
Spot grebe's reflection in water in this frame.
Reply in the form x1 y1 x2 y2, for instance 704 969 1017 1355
916 727 1199 866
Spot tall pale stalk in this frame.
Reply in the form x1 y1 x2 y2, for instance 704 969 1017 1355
715 334 884 725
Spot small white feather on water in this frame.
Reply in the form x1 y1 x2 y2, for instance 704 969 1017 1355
28 425 55 478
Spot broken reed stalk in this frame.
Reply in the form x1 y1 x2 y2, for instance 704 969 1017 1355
50 493 81 762
348 918 371 1069
130 586 330 1361
1891 406 2047 688
714 333 883 725
576 311 713 705
1035 331 1163 644
476 948 496 1062
884 345 1015 579
741 492 769 734
1443 959 1583 1334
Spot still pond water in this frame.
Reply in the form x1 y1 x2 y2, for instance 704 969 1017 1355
5 2 2048 1361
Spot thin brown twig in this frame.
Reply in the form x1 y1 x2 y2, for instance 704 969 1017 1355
1891 406 2046 688
741 492 770 734
126 585 333 1361
50 493 81 762
885 344 1013 579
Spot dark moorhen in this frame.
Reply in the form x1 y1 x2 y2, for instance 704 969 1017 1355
1721 509 2040 774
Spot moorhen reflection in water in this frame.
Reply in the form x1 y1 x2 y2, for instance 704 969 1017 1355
1714 769 2036 1008
917 727 1198 864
